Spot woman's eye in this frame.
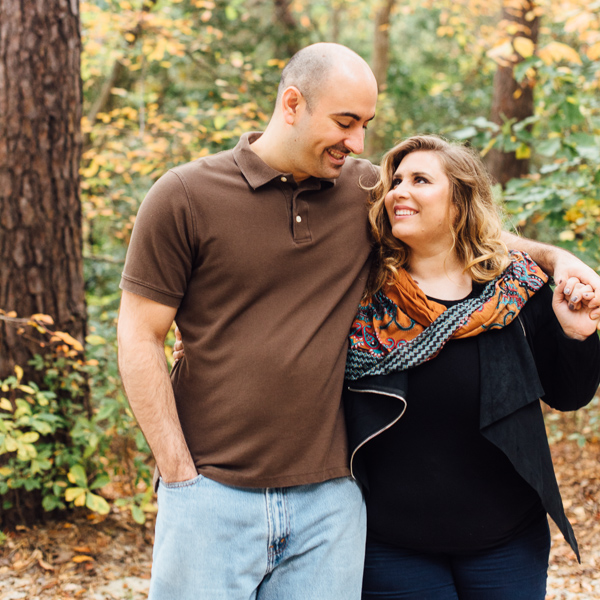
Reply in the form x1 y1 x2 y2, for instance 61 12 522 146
391 179 401 188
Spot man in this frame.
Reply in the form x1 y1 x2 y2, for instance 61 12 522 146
118 43 600 600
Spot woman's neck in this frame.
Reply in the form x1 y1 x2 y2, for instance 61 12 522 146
407 249 472 301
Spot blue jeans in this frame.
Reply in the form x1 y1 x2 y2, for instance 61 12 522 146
149 474 366 600
362 513 551 600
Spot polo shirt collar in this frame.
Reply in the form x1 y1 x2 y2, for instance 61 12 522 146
233 132 336 191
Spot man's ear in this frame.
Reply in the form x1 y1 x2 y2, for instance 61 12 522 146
281 86 304 125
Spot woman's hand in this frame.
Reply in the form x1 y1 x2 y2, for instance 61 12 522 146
552 251 600 317
173 325 185 364
552 280 600 340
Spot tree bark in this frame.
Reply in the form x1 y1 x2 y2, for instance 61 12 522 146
487 0 540 186
0 0 86 379
272 0 301 59
365 0 396 159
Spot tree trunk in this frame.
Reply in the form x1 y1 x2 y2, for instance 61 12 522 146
0 0 86 381
487 0 540 186
272 0 301 59
365 0 396 159
0 0 85 527
0 0 86 526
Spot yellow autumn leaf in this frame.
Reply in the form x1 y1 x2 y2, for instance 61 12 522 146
30 314 54 325
587 42 600 61
72 555 94 563
14 365 23 382
488 40 515 65
65 487 86 503
4 436 17 452
538 42 582 66
51 332 84 352
17 385 36 395
513 37 534 58
0 398 13 412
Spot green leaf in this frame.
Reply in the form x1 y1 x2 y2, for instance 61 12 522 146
213 115 227 130
536 139 561 158
85 335 106 346
225 5 237 20
68 464 88 488
86 491 110 515
449 126 477 140
90 474 110 490
131 504 146 524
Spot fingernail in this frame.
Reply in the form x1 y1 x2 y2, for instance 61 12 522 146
571 296 579 303
564 287 571 295
569 303 576 311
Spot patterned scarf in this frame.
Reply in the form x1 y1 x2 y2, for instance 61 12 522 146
345 251 548 380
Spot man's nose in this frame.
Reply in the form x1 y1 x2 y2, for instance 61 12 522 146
345 128 365 156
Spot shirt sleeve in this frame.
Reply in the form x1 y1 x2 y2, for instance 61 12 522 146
120 170 197 308
524 283 600 411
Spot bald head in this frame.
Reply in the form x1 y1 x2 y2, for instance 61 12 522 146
276 43 376 113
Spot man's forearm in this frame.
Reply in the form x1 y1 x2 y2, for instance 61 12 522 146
501 231 559 276
118 338 196 483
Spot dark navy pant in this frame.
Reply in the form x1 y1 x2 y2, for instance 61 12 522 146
362 514 551 599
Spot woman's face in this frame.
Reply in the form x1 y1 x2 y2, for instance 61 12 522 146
384 150 455 252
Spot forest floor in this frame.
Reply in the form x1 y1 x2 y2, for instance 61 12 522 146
0 439 599 600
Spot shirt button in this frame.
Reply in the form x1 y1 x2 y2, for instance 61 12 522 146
296 215 302 223
281 176 287 182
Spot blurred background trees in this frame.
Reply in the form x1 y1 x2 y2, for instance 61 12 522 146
1 0 599 525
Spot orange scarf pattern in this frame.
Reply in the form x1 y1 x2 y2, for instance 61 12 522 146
345 251 548 380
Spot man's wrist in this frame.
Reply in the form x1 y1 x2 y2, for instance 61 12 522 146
158 461 198 484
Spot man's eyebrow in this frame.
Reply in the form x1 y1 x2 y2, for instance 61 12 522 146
332 112 376 122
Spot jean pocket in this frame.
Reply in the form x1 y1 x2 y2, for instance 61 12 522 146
159 473 203 489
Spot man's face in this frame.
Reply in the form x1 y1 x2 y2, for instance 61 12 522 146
289 70 378 181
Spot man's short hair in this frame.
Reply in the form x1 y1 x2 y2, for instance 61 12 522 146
276 47 334 113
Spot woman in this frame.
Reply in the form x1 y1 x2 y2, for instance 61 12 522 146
344 134 600 599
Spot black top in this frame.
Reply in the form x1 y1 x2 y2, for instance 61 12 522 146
364 290 543 553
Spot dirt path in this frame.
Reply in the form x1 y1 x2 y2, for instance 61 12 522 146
1 440 599 600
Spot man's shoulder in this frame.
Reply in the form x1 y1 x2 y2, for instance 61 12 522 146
337 156 379 188
170 147 237 180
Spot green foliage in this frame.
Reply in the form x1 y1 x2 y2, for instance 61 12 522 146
0 343 155 522
34 0 597 525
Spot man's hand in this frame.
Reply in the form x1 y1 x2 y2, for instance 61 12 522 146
118 291 197 484
553 279 600 340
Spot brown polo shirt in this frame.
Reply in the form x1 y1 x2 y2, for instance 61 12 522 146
120 132 377 488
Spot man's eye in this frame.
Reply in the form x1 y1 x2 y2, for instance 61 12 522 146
336 122 350 129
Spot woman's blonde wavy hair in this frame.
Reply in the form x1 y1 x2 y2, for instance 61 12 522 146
365 134 511 297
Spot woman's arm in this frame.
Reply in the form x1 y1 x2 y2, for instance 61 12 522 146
525 284 600 411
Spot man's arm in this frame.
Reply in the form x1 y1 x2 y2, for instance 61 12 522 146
117 290 197 483
502 231 600 320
